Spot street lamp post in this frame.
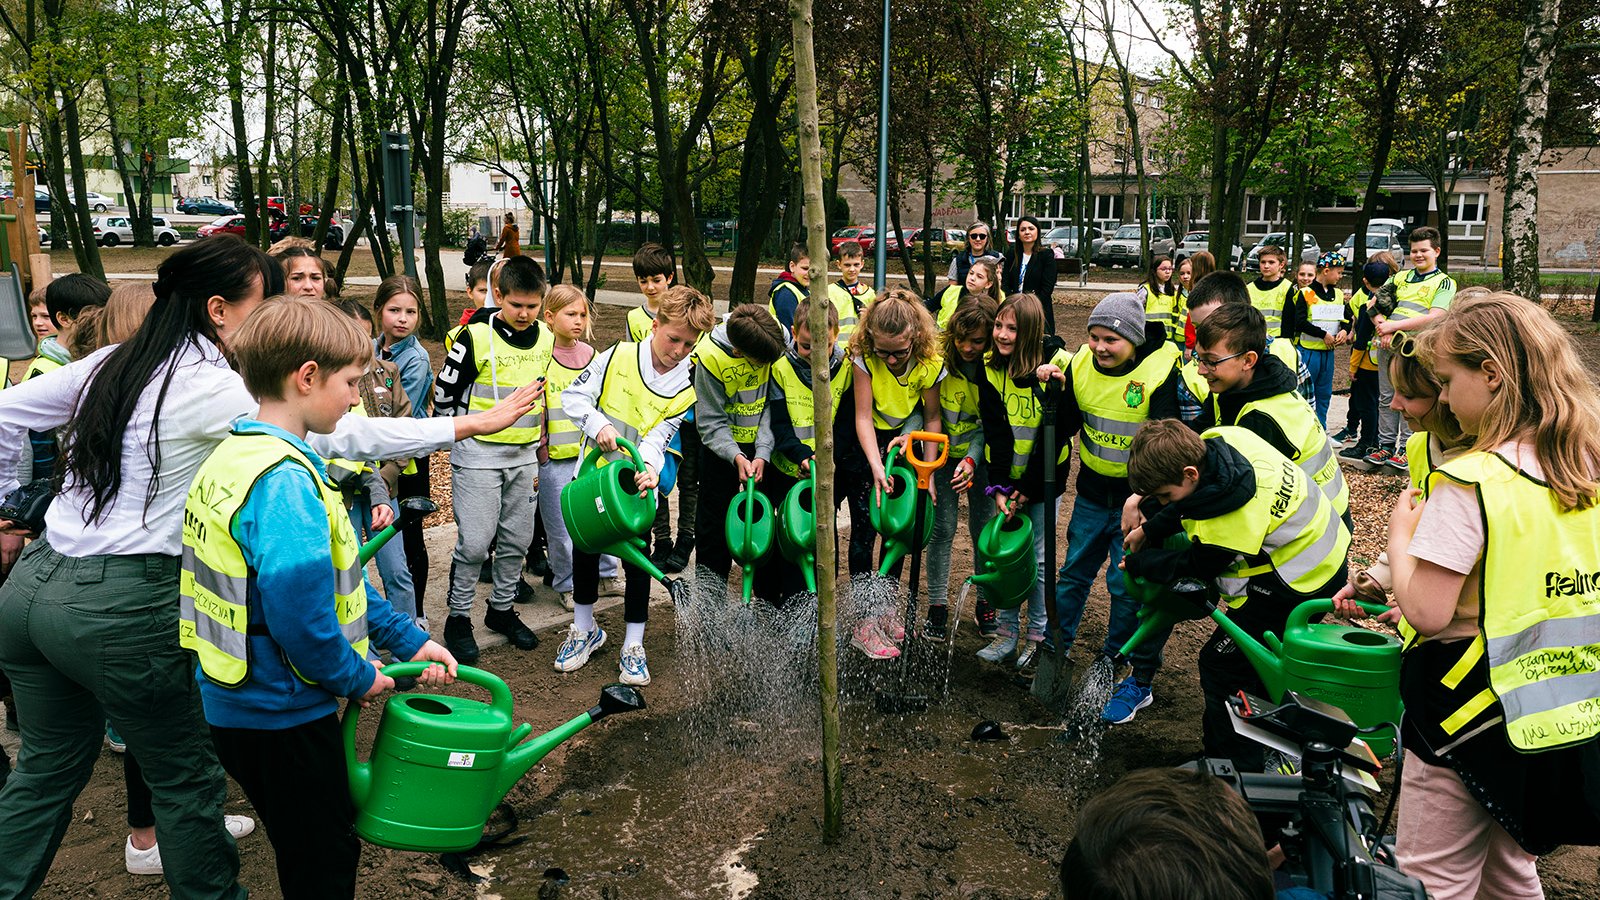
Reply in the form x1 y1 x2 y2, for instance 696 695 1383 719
872 0 890 291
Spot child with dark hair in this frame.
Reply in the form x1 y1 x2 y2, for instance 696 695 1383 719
1284 252 1350 427
1332 261 1391 459
767 242 812 328
693 304 788 597
460 260 493 326
629 242 676 341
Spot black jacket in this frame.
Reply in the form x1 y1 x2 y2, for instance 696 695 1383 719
1124 437 1257 584
1002 247 1059 335
1191 354 1301 462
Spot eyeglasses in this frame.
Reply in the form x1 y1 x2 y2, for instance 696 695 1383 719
1194 350 1249 371
873 345 912 360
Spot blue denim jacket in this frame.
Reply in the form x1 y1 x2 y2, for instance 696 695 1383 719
378 333 434 417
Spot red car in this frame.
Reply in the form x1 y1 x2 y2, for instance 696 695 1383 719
197 215 247 238
829 226 869 257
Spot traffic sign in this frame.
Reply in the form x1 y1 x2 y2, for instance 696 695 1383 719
510 184 521 199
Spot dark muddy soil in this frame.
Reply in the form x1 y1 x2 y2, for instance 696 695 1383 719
23 296 1600 899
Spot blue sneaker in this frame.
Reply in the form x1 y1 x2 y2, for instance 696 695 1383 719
105 722 126 753
619 644 651 686
1100 676 1153 724
553 624 606 673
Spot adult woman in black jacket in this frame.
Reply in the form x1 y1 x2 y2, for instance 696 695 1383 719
1003 215 1058 335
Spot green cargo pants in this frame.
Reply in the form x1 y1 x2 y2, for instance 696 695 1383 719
0 538 245 899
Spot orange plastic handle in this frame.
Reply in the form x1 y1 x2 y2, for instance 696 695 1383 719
904 431 950 489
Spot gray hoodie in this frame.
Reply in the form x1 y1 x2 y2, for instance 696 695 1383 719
693 322 776 465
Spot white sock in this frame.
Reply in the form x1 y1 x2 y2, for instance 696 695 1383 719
574 604 596 633
624 621 645 648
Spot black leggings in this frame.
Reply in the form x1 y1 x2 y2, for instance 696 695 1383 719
573 543 652 623
397 455 431 607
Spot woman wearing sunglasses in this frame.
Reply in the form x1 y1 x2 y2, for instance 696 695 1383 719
946 221 1003 295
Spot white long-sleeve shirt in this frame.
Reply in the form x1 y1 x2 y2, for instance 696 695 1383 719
559 341 690 476
0 337 454 558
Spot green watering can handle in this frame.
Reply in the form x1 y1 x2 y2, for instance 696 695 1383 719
1285 598 1393 632
342 663 513 764
577 437 646 480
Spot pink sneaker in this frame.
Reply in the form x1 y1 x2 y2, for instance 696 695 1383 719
851 622 901 659
883 615 906 642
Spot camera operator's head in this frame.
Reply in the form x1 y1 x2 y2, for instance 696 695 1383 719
1061 768 1273 900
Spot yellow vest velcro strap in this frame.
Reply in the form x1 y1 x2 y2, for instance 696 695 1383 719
1440 687 1499 736
1442 633 1485 690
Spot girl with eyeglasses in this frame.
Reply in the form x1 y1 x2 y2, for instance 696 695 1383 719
847 289 944 660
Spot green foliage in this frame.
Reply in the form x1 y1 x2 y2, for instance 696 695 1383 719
439 208 476 246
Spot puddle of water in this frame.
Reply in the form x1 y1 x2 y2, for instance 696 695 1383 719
716 833 763 899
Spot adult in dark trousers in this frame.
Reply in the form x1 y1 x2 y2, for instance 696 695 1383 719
1002 214 1059 336
944 221 1003 293
0 236 535 898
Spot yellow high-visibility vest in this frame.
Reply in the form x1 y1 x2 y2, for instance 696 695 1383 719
464 319 554 445
862 353 942 432
1247 280 1292 334
599 342 696 448
1212 389 1349 516
544 351 590 460
1069 342 1180 478
769 354 852 477
693 336 771 445
986 347 1073 479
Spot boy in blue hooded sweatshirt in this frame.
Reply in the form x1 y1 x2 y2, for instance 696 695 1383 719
181 297 457 898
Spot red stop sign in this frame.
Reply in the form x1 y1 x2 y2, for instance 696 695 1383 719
510 184 521 199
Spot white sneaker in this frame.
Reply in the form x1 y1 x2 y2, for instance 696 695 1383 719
976 635 1018 662
559 592 575 611
553 624 606 673
600 577 626 598
126 816 255 875
619 643 651 686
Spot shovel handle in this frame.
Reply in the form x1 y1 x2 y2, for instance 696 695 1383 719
904 431 949 490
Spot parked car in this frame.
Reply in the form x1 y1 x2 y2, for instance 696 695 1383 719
93 214 181 247
1093 222 1177 268
829 226 868 256
855 228 877 253
879 230 912 254
68 191 115 212
1337 231 1405 262
1172 231 1245 268
0 187 51 214
1043 225 1106 260
270 213 346 250
264 196 316 216
197 214 247 238
178 196 236 216
1243 232 1322 273
902 227 967 256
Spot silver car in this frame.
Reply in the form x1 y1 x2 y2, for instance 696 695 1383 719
93 214 182 247
1174 231 1244 268
1244 232 1321 273
1044 225 1105 259
1094 222 1176 268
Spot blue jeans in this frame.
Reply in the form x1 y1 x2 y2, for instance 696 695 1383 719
1053 494 1164 682
1299 346 1335 427
926 459 992 605
351 499 417 621
996 497 1054 641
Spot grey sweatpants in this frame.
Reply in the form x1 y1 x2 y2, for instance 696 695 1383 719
1375 345 1413 450
448 462 538 615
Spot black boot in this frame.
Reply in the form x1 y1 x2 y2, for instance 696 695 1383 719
662 534 694 574
975 600 997 637
924 604 949 640
649 538 674 570
443 614 480 665
525 552 552 580
485 606 538 651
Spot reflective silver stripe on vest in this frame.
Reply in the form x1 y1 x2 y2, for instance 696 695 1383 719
1497 670 1600 728
1268 494 1343 585
792 424 816 440
604 414 642 447
1010 424 1039 443
548 429 583 447
186 602 250 661
335 562 364 596
1301 438 1345 502
183 547 249 606
879 409 911 429
1083 412 1141 438
1485 613 1600 667
733 385 765 404
342 614 371 645
1394 300 1430 317
1079 436 1130 465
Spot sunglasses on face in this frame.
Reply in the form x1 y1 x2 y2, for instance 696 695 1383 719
970 233 988 240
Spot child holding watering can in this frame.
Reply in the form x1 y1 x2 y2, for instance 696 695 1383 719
924 299 997 640
1341 294 1600 897
977 293 1071 666
691 304 789 600
557 286 718 685
1032 293 1181 711
848 290 944 659
1122 420 1349 772
181 297 458 898
769 298 862 594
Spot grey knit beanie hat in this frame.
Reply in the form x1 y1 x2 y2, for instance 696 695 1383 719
1087 292 1146 345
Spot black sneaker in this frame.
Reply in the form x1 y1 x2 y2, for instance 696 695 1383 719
649 538 674 571
513 578 537 604
478 559 493 584
1339 444 1371 461
1329 427 1356 445
924 604 949 640
975 600 997 637
443 614 480 665
662 536 694 575
525 553 552 579
485 606 538 651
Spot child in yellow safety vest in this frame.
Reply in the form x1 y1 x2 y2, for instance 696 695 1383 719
630 243 699 574
1351 294 1600 894
828 241 875 346
1134 255 1184 350
1368 226 1457 470
1122 420 1349 773
181 297 458 898
848 289 944 659
1246 244 1292 336
1330 261 1389 459
930 256 1000 331
924 299 996 640
1028 293 1179 708
1283 252 1351 427
557 285 717 685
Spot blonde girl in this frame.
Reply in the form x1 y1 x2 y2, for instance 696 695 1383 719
973 293 1070 664
848 288 944 659
933 256 1001 330
1381 293 1600 898
924 299 997 639
539 284 616 609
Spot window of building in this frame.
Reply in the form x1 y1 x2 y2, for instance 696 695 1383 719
1114 116 1127 137
1135 91 1146 106
201 174 213 186
1191 199 1209 226
1093 194 1124 231
1150 94 1163 110
491 178 507 194
1447 192 1488 239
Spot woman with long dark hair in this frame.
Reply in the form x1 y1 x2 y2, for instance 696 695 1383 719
1002 215 1059 335
0 236 534 897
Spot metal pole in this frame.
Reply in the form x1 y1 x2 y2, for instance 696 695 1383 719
542 121 554 273
872 0 890 292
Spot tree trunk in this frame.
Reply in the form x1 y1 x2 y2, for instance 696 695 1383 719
788 0 842 844
99 77 147 245
1501 0 1560 299
255 17 279 249
730 39 789 306
223 0 259 244
60 88 103 278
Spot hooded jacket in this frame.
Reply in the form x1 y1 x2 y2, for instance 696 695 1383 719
1191 353 1301 462
1123 436 1257 584
693 322 776 465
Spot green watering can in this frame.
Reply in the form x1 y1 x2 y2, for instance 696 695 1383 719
560 438 668 583
345 664 646 852
969 513 1036 610
725 477 774 603
776 471 818 592
869 444 937 576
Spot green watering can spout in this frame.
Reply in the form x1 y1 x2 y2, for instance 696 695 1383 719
1206 605 1293 699
343 664 646 852
725 477 774 603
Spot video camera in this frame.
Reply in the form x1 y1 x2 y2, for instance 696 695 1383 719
1183 691 1427 900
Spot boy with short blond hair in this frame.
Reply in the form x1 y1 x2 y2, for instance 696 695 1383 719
827 241 875 346
433 256 552 664
182 296 457 897
629 242 698 572
555 285 716 684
